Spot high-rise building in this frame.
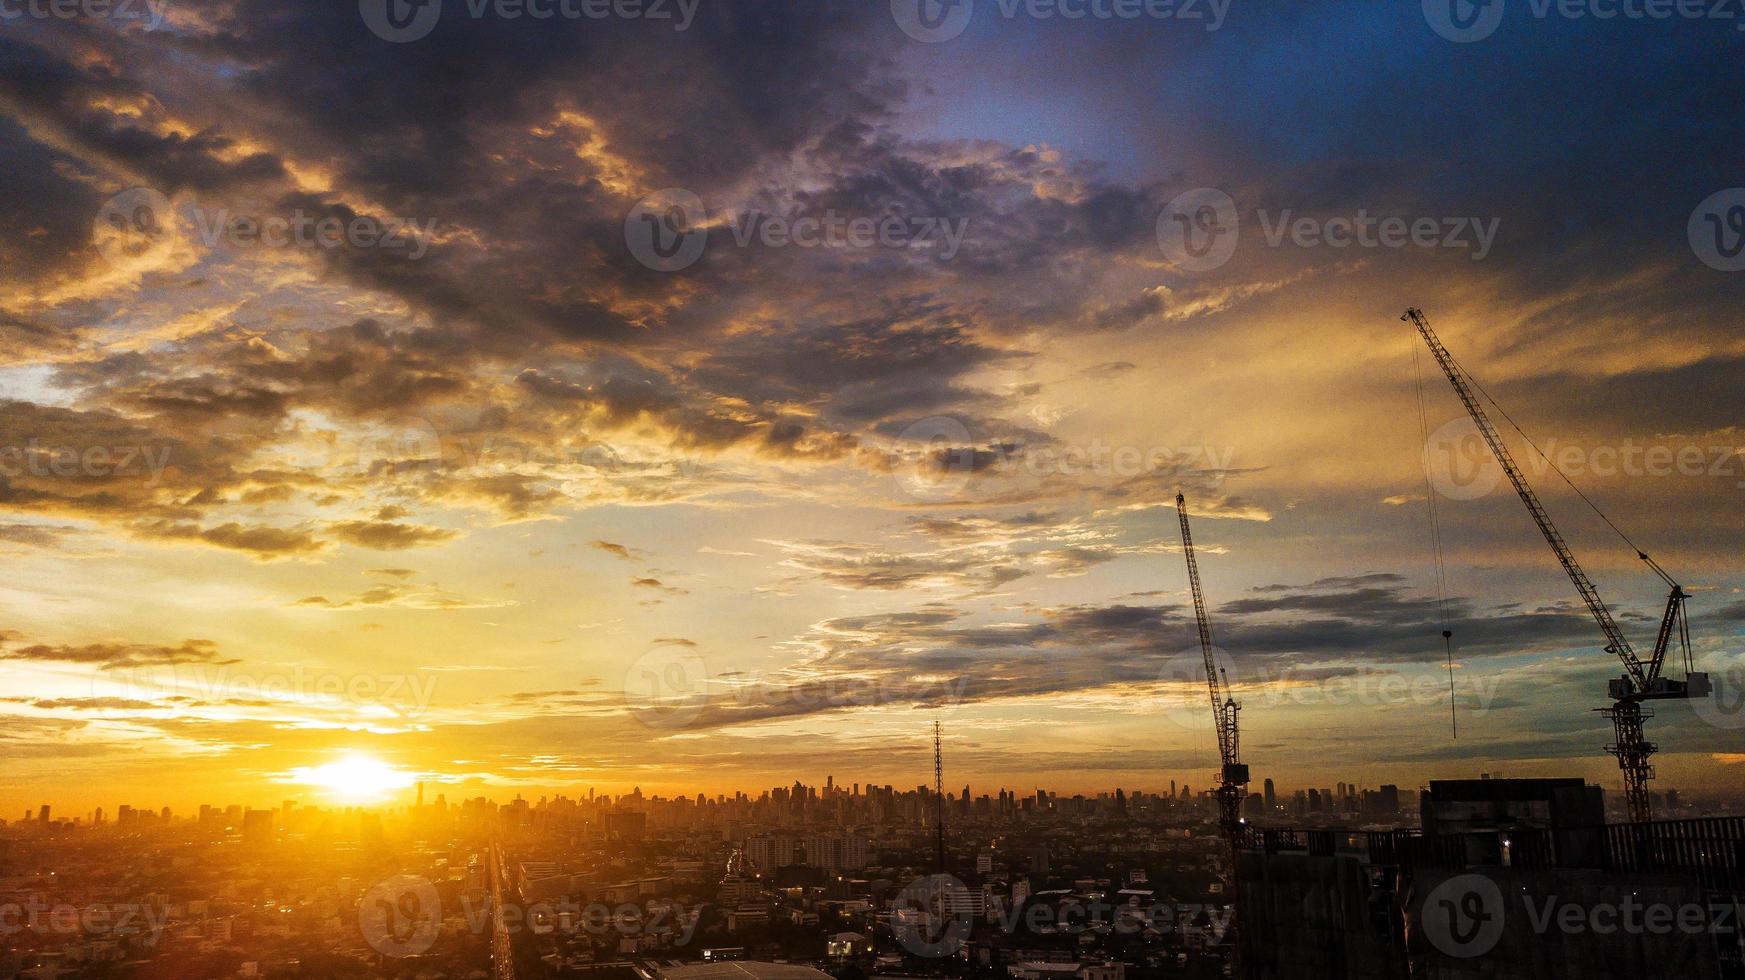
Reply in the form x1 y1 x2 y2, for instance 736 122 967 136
604 810 647 841
1263 778 1276 811
804 833 868 872
745 833 798 872
241 808 273 843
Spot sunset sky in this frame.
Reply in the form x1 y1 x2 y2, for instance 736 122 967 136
1 1 1742 815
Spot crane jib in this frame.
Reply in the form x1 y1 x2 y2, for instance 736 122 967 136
1403 308 1655 687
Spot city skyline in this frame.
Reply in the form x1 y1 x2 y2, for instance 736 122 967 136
9 766 1740 820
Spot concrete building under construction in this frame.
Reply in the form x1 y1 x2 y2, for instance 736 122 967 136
1237 777 1745 979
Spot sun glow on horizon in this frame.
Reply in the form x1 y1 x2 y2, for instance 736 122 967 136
287 753 418 803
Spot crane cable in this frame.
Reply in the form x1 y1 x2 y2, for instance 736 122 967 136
1411 342 1459 740
1442 348 1676 590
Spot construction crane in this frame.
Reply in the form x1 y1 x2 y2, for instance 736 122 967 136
1403 308 1710 823
1176 493 1248 962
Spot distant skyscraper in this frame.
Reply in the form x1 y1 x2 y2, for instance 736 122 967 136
241 809 273 843
1264 778 1276 811
1377 784 1400 815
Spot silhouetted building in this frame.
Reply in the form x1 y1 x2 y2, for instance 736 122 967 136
1238 777 1745 980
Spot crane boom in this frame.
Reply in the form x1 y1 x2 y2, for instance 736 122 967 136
1403 309 1646 685
1179 492 1237 762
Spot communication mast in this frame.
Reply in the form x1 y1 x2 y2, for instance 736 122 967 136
934 720 946 874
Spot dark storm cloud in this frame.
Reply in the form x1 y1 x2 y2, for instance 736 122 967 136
2 1 1205 533
0 115 104 290
684 310 1017 426
1 636 235 670
667 573 1610 730
138 518 325 556
327 519 456 551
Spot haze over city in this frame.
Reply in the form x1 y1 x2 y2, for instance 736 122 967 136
2 0 1743 822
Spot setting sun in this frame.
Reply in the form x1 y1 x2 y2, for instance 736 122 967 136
287 754 418 804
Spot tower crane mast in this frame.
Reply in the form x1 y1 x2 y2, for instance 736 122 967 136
1176 493 1248 965
1403 308 1709 822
